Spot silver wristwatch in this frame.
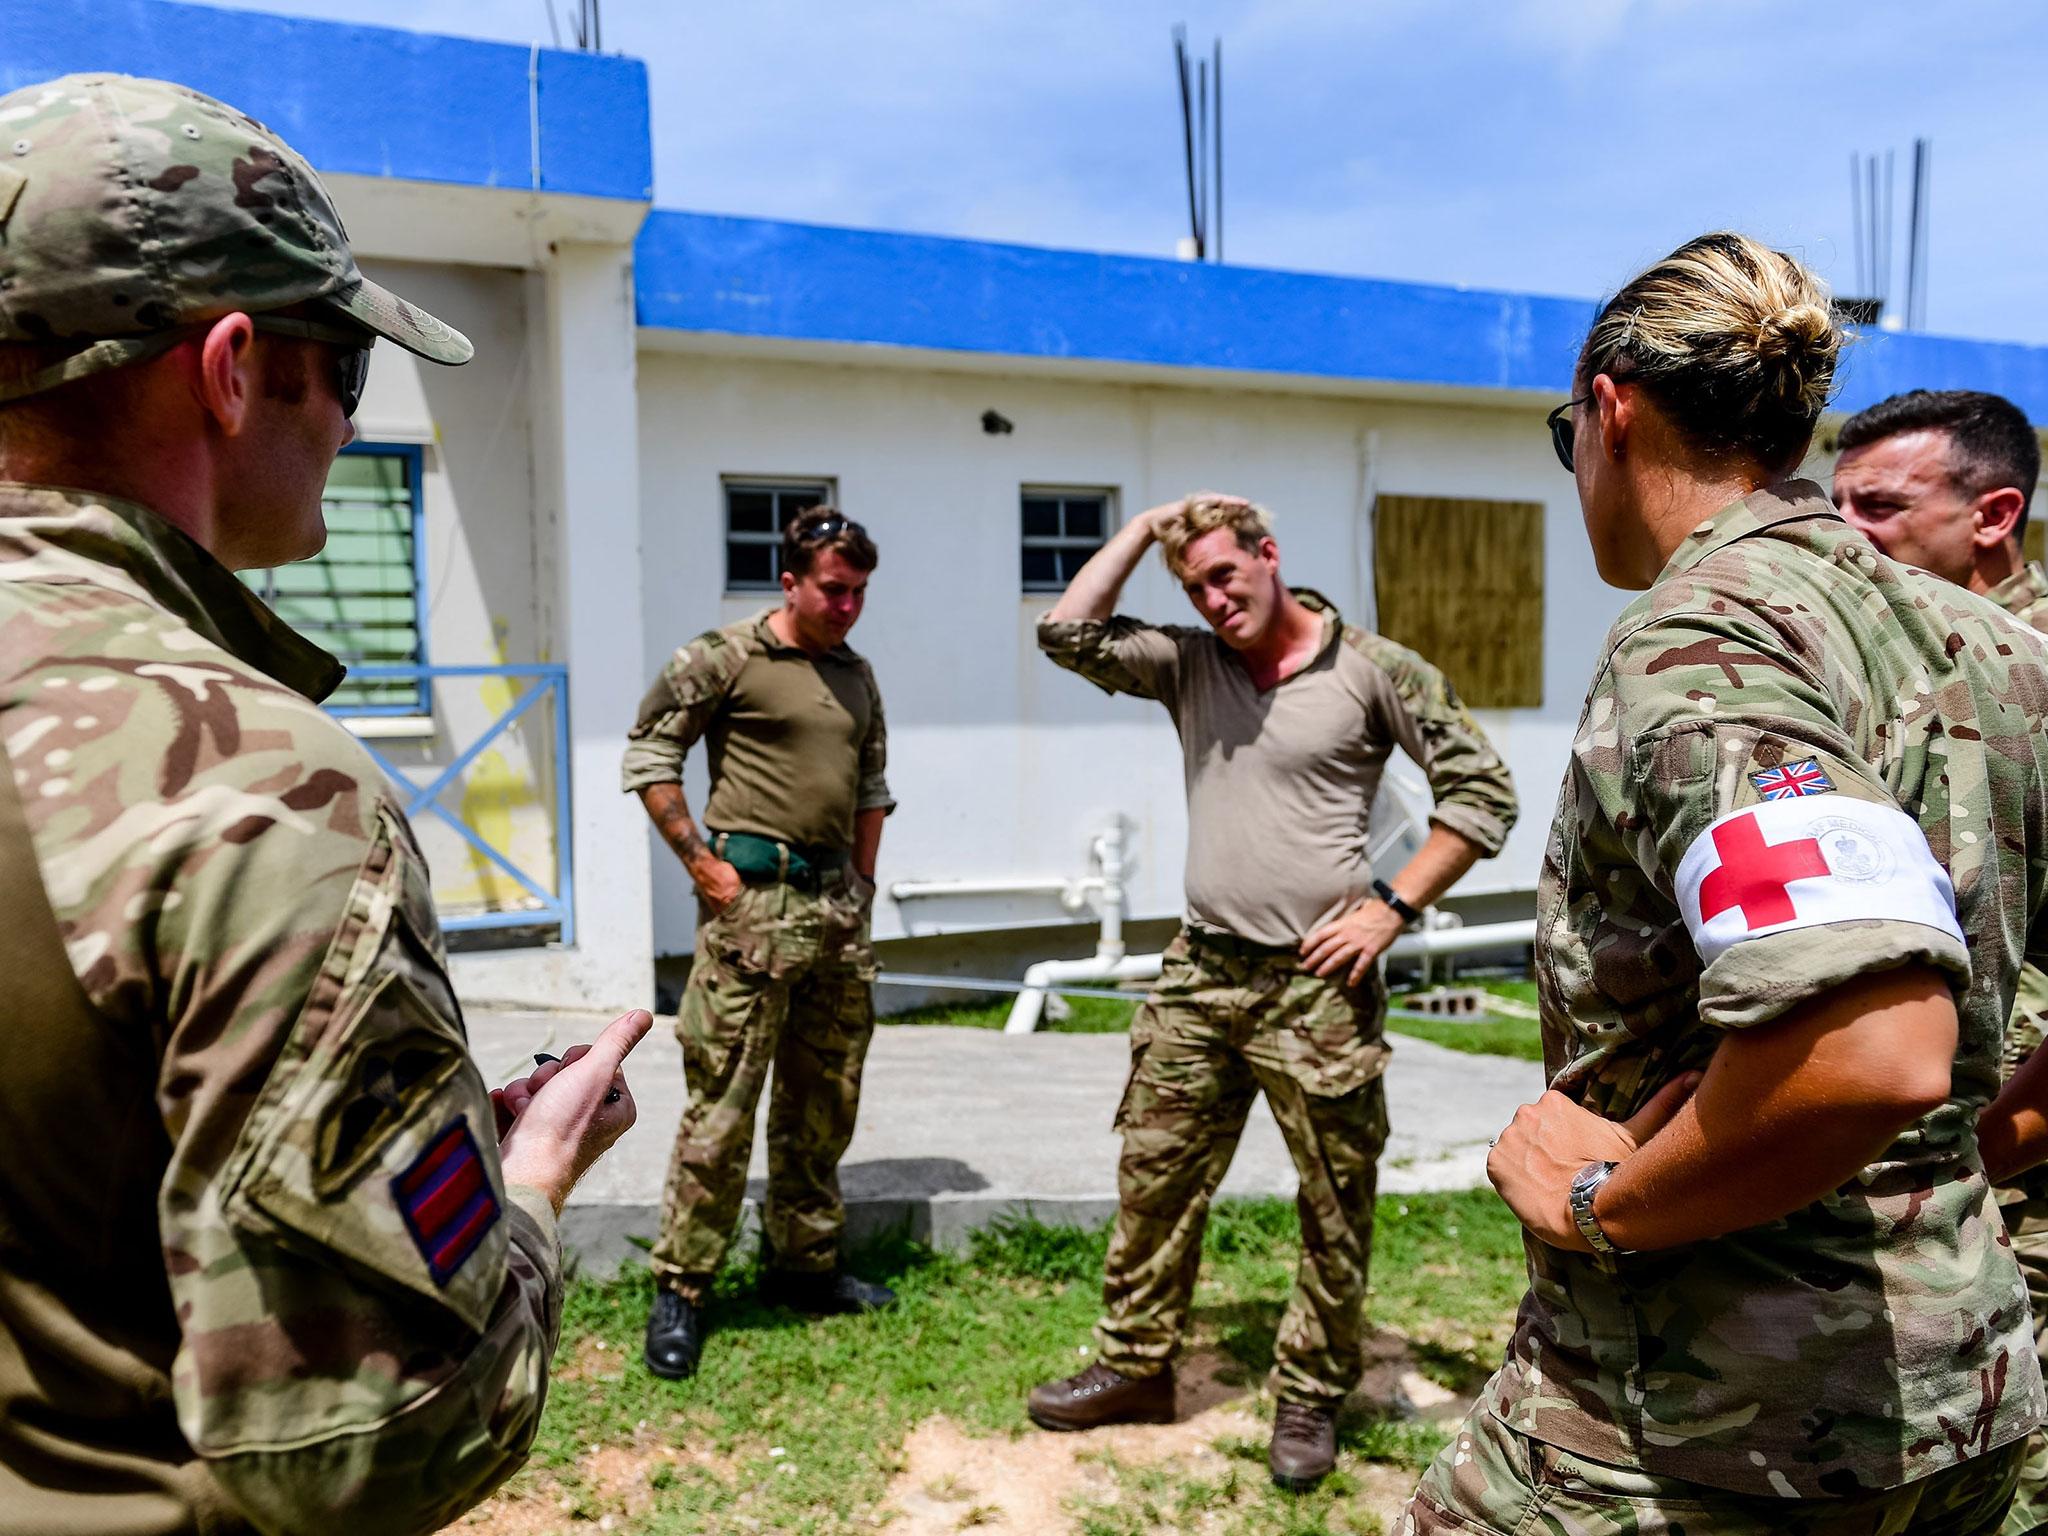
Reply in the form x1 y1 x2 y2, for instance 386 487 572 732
1569 1160 1624 1255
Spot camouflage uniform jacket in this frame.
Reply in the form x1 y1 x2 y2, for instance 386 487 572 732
1497 481 2048 1497
0 485 562 1536
1988 561 2048 634
1986 562 2048 1215
621 610 892 851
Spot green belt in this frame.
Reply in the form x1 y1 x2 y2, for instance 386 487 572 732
711 830 849 893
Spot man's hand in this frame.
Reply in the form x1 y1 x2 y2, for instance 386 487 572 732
498 1009 654 1214
1486 1075 1700 1251
1300 900 1406 986
692 857 744 913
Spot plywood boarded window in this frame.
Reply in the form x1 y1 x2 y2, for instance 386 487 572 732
1372 495 1544 708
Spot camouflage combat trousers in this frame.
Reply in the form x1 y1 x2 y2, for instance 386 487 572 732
651 870 877 1303
1402 1396 2025 1535
1096 926 1390 1407
2006 1218 2048 1536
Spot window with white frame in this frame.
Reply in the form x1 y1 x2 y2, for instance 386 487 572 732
243 446 426 714
724 478 835 592
1021 487 1111 593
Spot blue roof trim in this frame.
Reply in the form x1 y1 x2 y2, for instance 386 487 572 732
635 211 2048 422
3 0 651 202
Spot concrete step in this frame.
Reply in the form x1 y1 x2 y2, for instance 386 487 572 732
466 1012 1545 1278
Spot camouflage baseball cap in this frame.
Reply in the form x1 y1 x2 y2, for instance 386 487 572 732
0 73 471 398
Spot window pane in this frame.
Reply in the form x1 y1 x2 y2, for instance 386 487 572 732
243 448 422 711
728 489 773 533
1060 548 1099 583
728 541 775 588
1021 497 1060 539
1021 547 1059 589
776 487 829 527
1063 497 1104 540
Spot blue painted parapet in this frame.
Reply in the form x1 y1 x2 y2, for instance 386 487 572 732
2 0 651 201
635 210 2048 423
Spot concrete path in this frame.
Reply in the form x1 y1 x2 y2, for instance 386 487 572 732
468 1011 1545 1276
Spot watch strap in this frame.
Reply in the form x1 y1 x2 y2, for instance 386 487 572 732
1372 878 1422 925
1570 1160 1623 1255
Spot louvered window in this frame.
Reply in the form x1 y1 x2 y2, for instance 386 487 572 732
243 447 427 714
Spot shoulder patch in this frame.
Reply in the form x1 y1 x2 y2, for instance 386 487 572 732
393 1117 500 1286
1748 757 1835 800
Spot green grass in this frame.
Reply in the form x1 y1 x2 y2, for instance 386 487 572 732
1385 977 1544 1062
886 993 1140 1033
471 1192 1525 1534
887 977 1544 1061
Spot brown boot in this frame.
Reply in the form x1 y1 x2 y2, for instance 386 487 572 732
1268 1399 1337 1491
1026 1361 1176 1431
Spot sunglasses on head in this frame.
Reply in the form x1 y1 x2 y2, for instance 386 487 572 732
793 512 861 543
249 313 375 419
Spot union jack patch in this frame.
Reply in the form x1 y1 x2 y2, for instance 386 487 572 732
1749 758 1835 801
392 1117 500 1286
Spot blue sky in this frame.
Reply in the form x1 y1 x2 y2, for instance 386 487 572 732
209 0 2048 345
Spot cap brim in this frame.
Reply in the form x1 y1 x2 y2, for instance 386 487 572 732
325 275 474 365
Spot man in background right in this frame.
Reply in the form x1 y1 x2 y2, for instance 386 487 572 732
1834 386 2048 1534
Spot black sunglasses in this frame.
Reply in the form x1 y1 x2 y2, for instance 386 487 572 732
249 314 375 419
1546 396 1589 473
793 512 862 543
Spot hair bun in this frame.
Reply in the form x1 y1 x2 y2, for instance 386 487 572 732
1755 301 1840 413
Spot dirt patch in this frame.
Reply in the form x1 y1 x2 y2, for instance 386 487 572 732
445 1430 741 1535
1355 1324 1467 1425
881 1336 1469 1535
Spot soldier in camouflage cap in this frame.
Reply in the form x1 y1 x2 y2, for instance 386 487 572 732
1832 388 2048 1536
624 505 899 1383
1026 491 1517 1492
0 73 650 1536
1402 235 2048 1535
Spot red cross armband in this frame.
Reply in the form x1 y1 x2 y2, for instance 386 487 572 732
1674 797 1963 963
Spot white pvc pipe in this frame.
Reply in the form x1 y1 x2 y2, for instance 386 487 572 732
888 876 1085 902
1003 952 1162 1034
1387 917 1537 960
1001 915 1539 1035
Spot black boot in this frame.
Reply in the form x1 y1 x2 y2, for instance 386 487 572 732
759 1268 897 1315
644 1288 703 1380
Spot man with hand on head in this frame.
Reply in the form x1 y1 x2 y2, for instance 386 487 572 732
1025 493 1517 1491
0 73 650 1536
624 506 896 1383
1834 388 2048 1534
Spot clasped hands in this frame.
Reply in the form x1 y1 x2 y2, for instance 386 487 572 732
1486 1073 1700 1253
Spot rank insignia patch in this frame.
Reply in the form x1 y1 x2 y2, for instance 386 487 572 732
393 1117 500 1286
1749 758 1835 800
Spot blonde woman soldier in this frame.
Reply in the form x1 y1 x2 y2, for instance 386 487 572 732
1400 233 2048 1534
1029 492 1518 1490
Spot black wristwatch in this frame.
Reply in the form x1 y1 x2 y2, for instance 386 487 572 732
1372 878 1423 926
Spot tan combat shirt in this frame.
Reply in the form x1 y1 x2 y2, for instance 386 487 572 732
0 485 561 1536
1500 484 2048 1497
1038 590 1517 946
621 610 894 851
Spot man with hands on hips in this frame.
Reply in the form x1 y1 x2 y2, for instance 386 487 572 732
1026 492 1517 1492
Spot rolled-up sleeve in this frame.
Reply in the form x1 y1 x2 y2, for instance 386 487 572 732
1595 612 1969 1032
1366 638 1517 856
620 632 746 793
856 664 896 816
1036 614 1186 702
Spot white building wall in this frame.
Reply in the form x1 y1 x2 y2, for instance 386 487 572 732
633 349 1634 963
